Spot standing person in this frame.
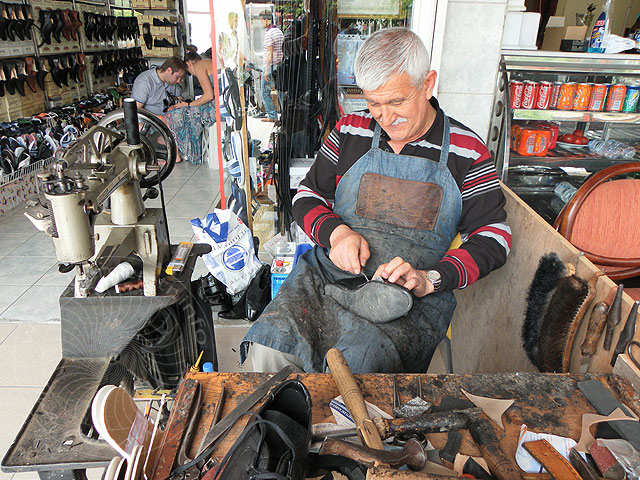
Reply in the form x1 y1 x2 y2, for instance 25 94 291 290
241 28 511 373
259 9 283 122
164 52 217 165
131 57 187 116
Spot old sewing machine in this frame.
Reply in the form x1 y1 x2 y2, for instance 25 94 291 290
2 100 216 480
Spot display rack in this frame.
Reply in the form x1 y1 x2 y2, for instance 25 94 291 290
487 50 640 224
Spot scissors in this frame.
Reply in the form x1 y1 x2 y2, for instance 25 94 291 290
626 340 640 370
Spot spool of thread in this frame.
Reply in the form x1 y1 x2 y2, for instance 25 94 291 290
95 262 135 293
115 279 144 293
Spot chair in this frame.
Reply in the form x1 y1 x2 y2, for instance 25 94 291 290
553 162 640 300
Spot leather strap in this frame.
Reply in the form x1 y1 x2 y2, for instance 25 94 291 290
523 439 581 480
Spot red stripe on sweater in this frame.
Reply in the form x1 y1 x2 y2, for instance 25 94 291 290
470 225 512 248
462 171 498 190
304 205 333 238
447 249 479 285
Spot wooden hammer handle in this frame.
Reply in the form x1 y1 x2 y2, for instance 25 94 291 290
326 348 384 449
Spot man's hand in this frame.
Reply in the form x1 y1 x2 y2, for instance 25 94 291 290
329 225 370 274
264 72 270 82
373 257 433 297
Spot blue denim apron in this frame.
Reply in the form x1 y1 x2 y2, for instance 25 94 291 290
242 114 462 373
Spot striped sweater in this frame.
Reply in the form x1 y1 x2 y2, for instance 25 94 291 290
292 98 511 292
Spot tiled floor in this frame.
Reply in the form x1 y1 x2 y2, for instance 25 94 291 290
0 160 255 480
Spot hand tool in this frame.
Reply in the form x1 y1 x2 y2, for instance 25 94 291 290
392 377 432 418
627 340 640 370
523 439 581 480
603 284 624 351
150 378 200 480
193 365 295 459
580 301 610 356
365 465 469 479
326 348 384 449
569 447 601 480
374 408 523 480
319 437 426 471
611 300 639 366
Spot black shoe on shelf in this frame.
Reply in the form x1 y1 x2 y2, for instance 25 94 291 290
153 38 177 48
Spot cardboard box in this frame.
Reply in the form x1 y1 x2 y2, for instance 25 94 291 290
541 25 588 51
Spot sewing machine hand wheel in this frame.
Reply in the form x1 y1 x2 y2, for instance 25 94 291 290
97 108 177 188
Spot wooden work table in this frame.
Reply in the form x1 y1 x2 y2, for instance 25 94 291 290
185 371 640 477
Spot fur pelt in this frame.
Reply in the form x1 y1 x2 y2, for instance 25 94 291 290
522 253 566 365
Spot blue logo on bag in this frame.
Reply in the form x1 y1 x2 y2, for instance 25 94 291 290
223 245 248 271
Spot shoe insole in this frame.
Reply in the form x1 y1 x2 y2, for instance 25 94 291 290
104 456 124 480
91 385 116 446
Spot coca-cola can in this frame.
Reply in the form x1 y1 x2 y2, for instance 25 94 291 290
549 82 563 109
535 81 553 109
522 81 539 109
509 81 524 108
588 84 608 111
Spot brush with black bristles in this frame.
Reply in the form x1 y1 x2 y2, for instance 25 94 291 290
522 253 567 366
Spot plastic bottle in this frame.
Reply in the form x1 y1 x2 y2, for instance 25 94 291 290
554 181 578 203
588 139 636 159
628 14 640 53
588 0 612 53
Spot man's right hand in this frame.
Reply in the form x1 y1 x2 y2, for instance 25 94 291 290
329 225 370 274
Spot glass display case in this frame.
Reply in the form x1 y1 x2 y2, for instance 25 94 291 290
487 51 640 224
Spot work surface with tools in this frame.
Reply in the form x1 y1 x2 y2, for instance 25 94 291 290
185 371 640 476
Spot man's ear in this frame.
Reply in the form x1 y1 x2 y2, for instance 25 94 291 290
423 70 437 100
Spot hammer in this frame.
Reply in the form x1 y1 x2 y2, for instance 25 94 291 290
319 437 426 471
326 348 385 449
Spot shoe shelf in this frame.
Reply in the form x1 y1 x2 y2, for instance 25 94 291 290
0 157 55 215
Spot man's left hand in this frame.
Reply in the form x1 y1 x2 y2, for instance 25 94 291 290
373 257 432 297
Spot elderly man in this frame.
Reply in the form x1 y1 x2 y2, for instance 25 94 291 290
131 57 187 116
241 28 511 373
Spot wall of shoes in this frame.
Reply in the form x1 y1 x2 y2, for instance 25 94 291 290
0 0 151 215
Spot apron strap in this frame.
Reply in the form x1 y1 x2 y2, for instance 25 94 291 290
438 113 451 171
372 122 382 149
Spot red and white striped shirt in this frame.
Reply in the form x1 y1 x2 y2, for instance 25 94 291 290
263 25 284 67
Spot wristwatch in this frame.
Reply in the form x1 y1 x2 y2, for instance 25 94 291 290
426 270 442 293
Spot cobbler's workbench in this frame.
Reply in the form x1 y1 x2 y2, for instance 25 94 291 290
186 371 640 475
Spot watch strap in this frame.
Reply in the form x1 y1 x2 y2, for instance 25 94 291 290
523 439 582 480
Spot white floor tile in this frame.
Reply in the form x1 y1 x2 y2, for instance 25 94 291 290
0 286 31 315
0 234 29 257
0 257 56 286
165 201 211 219
7 234 56 258
1 286 66 322
35 264 75 287
0 323 17 345
0 323 61 386
0 214 39 235
0 387 43 463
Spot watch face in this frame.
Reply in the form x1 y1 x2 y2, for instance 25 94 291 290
427 270 441 283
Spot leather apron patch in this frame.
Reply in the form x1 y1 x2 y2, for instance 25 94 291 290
355 173 443 230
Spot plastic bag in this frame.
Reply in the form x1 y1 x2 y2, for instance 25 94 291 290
191 209 262 294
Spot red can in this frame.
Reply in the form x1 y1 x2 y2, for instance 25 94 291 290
557 82 576 110
549 82 563 109
509 81 524 108
605 84 627 112
572 83 592 111
535 81 553 109
588 83 608 111
522 81 539 109
537 122 558 149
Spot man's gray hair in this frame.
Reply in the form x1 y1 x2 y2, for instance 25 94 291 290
354 27 431 91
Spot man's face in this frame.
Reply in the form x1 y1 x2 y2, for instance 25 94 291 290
165 68 185 85
363 71 437 144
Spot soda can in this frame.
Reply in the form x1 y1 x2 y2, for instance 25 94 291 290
535 81 553 109
522 81 538 109
509 81 524 109
557 82 576 110
588 83 608 111
622 85 640 112
605 84 626 112
572 83 592 111
549 82 563 109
